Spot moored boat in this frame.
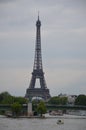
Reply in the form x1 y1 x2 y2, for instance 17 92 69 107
57 119 64 124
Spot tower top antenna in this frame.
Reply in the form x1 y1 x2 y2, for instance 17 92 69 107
38 11 39 20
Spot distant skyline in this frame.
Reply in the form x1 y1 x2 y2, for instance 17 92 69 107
0 0 86 96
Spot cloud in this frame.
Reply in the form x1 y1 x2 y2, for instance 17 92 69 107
0 67 31 96
0 0 86 96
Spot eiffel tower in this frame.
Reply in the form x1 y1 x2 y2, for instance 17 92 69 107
25 15 51 101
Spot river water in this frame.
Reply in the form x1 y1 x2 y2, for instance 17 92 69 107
0 115 86 130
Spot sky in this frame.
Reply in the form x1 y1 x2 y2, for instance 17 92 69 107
0 0 86 97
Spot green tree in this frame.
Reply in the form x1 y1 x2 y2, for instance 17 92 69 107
0 91 28 105
13 97 28 104
48 96 60 104
75 95 86 106
60 97 67 105
48 96 67 105
0 92 13 104
11 102 22 117
37 101 47 117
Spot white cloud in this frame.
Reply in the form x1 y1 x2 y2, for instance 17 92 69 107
0 0 86 96
0 67 31 96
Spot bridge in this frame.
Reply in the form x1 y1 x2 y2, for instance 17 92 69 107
0 104 27 114
0 104 86 113
46 104 86 110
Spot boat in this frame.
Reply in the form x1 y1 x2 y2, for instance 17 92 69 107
57 119 64 124
49 110 63 116
5 111 13 117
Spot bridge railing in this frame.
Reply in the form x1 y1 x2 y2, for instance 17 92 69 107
0 104 86 112
46 104 86 110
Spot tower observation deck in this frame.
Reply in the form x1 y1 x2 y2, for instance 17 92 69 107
25 15 51 101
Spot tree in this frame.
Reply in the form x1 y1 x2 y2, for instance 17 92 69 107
48 96 60 104
75 95 86 106
0 91 28 105
48 96 67 105
13 97 28 104
60 97 67 105
37 101 47 117
11 102 22 117
0 91 13 104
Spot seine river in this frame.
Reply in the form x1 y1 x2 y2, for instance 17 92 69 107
0 115 86 130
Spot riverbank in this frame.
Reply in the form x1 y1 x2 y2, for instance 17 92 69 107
45 114 86 119
0 114 86 119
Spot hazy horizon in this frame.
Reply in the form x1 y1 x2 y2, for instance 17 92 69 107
0 0 86 97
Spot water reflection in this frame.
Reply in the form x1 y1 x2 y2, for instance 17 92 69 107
0 115 86 130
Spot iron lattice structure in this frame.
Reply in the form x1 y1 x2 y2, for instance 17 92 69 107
25 16 51 100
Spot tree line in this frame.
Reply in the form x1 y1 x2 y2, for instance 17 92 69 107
0 91 28 116
0 91 86 117
48 95 86 106
0 91 28 104
0 91 86 106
